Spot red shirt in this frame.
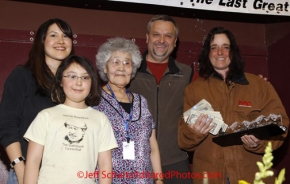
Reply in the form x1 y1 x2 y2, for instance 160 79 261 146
146 61 168 84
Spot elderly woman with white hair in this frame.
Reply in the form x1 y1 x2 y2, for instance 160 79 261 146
93 37 163 184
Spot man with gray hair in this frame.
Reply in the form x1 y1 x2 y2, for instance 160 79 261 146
128 14 192 183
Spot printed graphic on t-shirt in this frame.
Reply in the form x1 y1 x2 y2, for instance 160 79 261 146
62 115 89 151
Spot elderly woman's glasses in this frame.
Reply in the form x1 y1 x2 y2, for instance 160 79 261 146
108 58 132 68
63 75 91 81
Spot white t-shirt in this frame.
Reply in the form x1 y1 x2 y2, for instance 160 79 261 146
24 104 117 184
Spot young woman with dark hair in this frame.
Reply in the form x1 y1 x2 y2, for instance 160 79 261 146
0 18 74 184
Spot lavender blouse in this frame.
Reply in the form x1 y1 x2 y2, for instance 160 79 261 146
93 90 155 184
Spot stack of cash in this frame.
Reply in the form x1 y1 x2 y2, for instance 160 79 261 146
183 99 228 135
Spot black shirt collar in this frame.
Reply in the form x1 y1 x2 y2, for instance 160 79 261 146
139 50 180 74
212 71 249 85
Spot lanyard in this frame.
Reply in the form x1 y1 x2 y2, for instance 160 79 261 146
106 84 133 143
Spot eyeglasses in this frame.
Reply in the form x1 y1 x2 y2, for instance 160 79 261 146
108 58 132 68
63 75 91 81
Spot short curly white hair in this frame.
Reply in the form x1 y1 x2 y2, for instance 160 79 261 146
96 37 142 82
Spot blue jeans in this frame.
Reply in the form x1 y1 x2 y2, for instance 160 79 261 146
6 169 18 184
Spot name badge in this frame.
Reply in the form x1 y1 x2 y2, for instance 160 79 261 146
122 141 135 160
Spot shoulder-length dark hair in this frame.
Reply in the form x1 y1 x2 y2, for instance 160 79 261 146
51 55 101 106
25 18 75 94
198 27 244 84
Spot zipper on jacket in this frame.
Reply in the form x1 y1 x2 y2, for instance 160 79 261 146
149 71 172 139
155 72 170 139
156 84 159 139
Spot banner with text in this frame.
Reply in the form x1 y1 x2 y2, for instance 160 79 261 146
110 0 290 16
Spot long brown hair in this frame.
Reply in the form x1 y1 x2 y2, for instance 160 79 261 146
198 27 244 84
24 18 75 95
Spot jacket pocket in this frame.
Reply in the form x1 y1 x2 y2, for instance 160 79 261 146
234 108 261 122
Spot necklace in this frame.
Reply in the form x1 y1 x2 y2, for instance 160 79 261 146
118 92 127 102
105 85 128 102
